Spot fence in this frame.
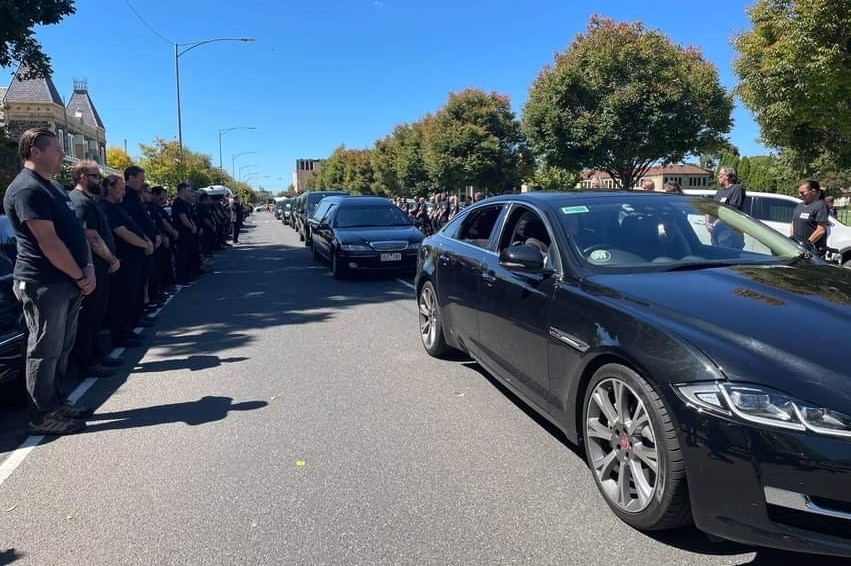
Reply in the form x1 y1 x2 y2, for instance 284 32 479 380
838 209 850 225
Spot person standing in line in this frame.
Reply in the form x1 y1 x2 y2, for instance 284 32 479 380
121 167 157 326
149 186 178 290
230 195 245 244
68 161 123 379
3 128 96 435
171 183 198 284
791 180 830 256
99 175 152 347
662 181 683 194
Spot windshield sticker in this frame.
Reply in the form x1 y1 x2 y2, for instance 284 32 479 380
590 250 611 262
561 205 589 214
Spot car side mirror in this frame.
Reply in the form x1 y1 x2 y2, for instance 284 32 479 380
790 235 816 253
499 244 545 271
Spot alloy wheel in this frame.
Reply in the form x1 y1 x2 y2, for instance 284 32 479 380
419 284 438 350
585 378 659 513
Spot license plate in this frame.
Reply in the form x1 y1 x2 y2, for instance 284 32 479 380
380 252 402 262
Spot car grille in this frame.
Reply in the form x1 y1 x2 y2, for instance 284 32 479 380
370 241 409 252
768 505 851 539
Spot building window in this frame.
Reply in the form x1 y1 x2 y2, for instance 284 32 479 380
57 130 65 155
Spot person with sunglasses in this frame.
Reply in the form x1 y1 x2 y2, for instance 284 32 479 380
791 179 829 256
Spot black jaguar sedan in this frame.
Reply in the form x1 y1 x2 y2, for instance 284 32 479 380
415 191 851 557
309 196 424 278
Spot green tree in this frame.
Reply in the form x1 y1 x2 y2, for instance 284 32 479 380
0 0 76 78
138 138 214 192
733 0 851 173
529 164 581 192
106 146 134 170
523 16 733 190
424 89 529 193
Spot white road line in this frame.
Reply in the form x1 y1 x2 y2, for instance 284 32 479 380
0 435 43 485
0 285 184 488
395 278 416 291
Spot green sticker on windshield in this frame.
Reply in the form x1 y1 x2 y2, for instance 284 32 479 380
561 205 589 214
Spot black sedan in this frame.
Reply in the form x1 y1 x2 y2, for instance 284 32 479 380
309 196 424 278
0 216 25 397
415 191 851 557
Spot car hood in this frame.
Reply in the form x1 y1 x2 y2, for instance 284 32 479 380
335 226 423 245
586 264 851 411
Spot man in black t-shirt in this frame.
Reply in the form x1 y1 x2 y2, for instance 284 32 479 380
3 129 95 435
171 183 198 284
708 166 746 250
69 161 123 379
99 175 153 347
791 180 830 255
149 186 178 290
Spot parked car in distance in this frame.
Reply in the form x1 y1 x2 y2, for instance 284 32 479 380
293 190 348 245
309 196 424 278
684 189 851 267
415 191 851 558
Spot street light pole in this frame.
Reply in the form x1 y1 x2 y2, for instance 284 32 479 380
218 126 255 171
239 164 258 181
174 37 254 154
232 151 258 179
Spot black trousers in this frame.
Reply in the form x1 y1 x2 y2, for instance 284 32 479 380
157 244 175 286
71 261 110 369
108 257 141 341
175 231 194 283
232 221 242 243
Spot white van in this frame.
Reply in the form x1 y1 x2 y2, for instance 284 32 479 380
684 189 851 267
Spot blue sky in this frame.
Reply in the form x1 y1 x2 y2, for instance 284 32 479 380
4 0 764 192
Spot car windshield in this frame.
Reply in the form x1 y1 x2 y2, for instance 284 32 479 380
556 195 802 273
335 205 411 228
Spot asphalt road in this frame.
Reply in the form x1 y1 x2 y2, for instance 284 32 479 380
0 212 845 566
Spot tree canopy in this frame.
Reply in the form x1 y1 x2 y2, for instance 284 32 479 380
733 0 851 173
523 16 734 189
106 146 135 171
0 0 76 78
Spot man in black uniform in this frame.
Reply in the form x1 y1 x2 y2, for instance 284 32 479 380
708 166 746 249
149 186 178 291
230 195 245 243
171 183 198 284
791 180 830 255
4 129 96 435
121 167 158 326
68 161 123 379
100 175 152 347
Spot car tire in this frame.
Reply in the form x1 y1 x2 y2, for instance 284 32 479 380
582 364 691 531
417 281 452 358
331 250 346 279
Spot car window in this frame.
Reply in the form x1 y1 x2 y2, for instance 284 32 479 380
752 196 797 223
312 200 333 221
335 205 409 228
555 197 800 272
498 205 558 269
454 205 503 249
322 204 337 223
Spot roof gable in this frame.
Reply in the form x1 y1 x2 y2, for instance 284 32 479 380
67 89 104 129
3 64 64 106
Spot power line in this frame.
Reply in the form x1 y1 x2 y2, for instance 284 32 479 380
122 0 174 45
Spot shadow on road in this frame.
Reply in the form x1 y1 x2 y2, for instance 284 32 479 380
133 355 248 373
82 396 267 433
0 549 22 565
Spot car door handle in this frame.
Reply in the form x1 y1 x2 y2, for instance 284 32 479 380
481 271 496 283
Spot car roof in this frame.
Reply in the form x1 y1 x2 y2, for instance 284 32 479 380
336 196 397 206
481 190 691 207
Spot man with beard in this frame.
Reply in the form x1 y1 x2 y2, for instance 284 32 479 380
4 129 95 434
68 161 123 378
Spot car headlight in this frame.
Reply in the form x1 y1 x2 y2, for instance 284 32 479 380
339 244 371 252
675 382 851 439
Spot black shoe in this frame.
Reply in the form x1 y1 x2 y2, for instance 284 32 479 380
56 404 94 419
29 412 85 435
86 364 115 378
99 355 124 367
